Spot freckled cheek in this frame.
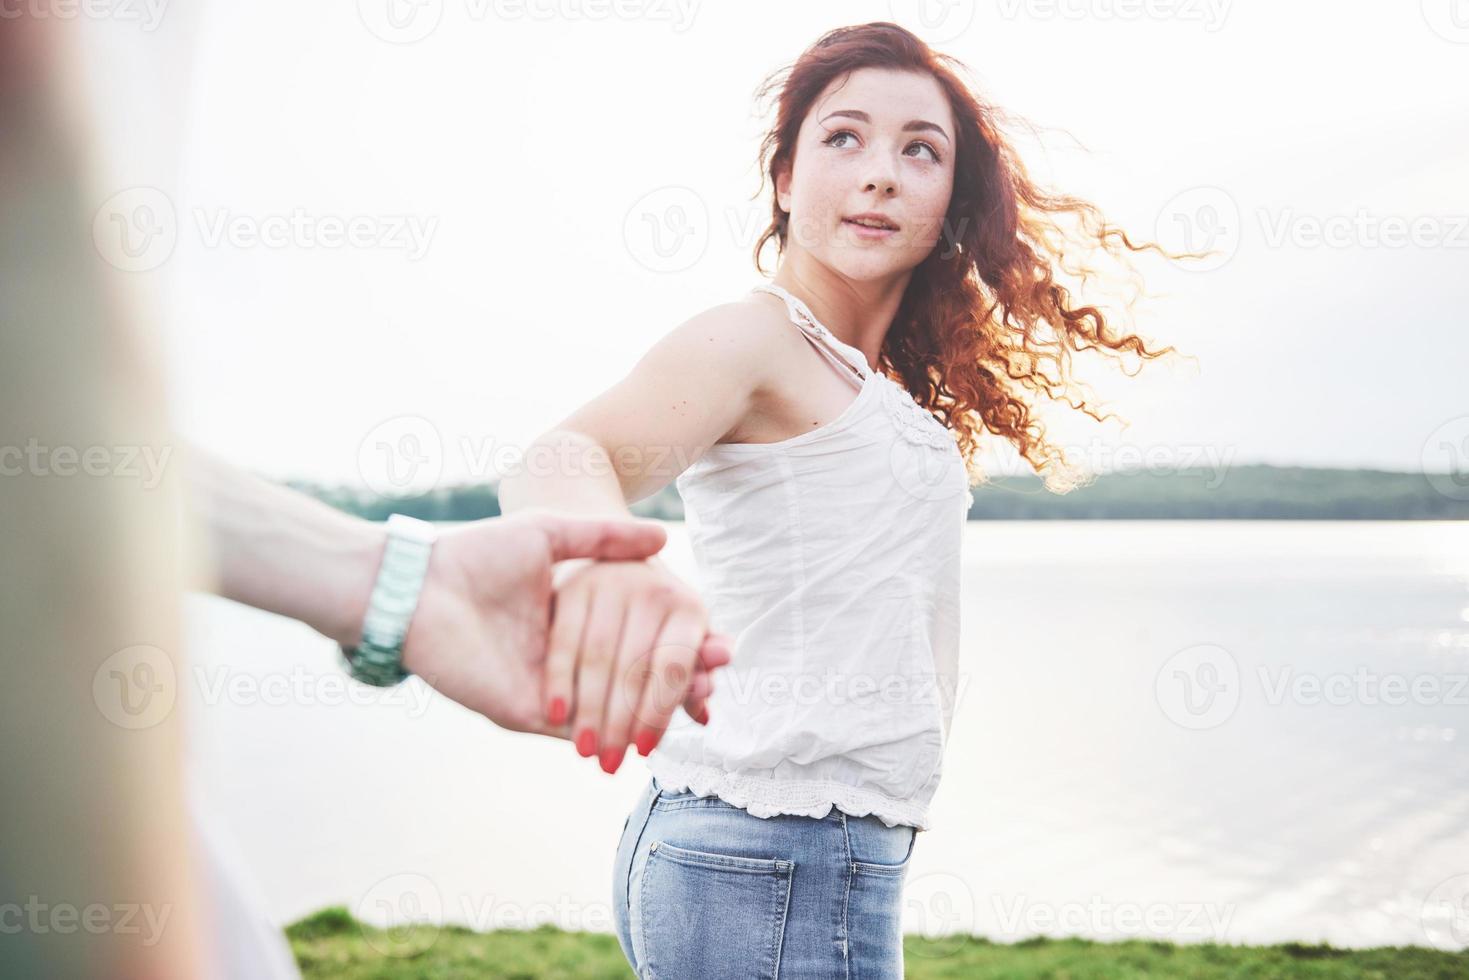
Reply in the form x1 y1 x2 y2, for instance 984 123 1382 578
901 178 952 248
903 207 951 250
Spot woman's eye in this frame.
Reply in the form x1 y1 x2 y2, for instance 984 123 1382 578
907 141 941 164
822 129 941 164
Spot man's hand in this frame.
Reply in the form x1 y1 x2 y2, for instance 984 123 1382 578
401 509 730 738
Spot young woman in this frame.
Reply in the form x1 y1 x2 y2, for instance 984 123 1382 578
500 20 1182 979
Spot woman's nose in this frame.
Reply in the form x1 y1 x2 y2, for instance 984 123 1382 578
864 164 899 197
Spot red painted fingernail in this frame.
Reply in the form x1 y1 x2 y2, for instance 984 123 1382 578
600 744 626 774
635 729 657 756
698 705 710 725
576 728 597 757
548 696 566 727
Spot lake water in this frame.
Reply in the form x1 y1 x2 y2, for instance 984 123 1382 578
182 521 1469 951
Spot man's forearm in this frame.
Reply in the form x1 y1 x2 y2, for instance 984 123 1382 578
184 446 385 647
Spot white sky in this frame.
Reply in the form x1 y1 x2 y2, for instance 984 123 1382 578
78 0 1469 486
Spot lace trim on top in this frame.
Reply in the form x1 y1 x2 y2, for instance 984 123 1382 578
647 756 932 831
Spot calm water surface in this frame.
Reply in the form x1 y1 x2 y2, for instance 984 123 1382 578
183 521 1469 950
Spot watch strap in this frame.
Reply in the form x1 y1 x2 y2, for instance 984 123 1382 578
340 513 437 686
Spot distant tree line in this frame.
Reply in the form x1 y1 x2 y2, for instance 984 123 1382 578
287 464 1469 522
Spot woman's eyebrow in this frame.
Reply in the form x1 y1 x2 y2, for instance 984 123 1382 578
818 109 951 144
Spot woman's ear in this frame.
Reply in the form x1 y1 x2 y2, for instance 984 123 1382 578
774 162 791 214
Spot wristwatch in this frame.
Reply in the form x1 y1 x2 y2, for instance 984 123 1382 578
339 513 437 687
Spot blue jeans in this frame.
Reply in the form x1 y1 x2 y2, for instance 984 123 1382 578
611 774 917 979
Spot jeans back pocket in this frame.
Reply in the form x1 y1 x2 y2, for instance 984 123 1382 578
638 840 794 980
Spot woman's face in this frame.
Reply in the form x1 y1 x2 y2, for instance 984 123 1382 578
776 67 956 283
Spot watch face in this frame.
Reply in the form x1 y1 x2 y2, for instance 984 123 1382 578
340 643 410 687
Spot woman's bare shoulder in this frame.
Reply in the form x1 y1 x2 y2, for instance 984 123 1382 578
652 291 801 381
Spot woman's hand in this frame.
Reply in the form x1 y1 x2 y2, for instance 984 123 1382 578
399 510 728 739
546 555 724 773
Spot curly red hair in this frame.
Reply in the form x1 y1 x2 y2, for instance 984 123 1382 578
751 22 1197 493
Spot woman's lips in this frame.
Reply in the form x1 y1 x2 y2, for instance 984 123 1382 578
842 218 898 240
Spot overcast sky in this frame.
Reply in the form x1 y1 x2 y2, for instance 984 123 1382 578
78 0 1469 487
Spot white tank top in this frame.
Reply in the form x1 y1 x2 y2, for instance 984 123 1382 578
646 281 973 831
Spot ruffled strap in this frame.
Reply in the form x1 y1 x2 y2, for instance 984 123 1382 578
750 282 872 383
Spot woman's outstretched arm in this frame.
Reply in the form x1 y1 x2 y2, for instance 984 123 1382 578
498 300 782 770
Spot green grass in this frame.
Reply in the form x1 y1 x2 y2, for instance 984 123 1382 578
286 907 1469 979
